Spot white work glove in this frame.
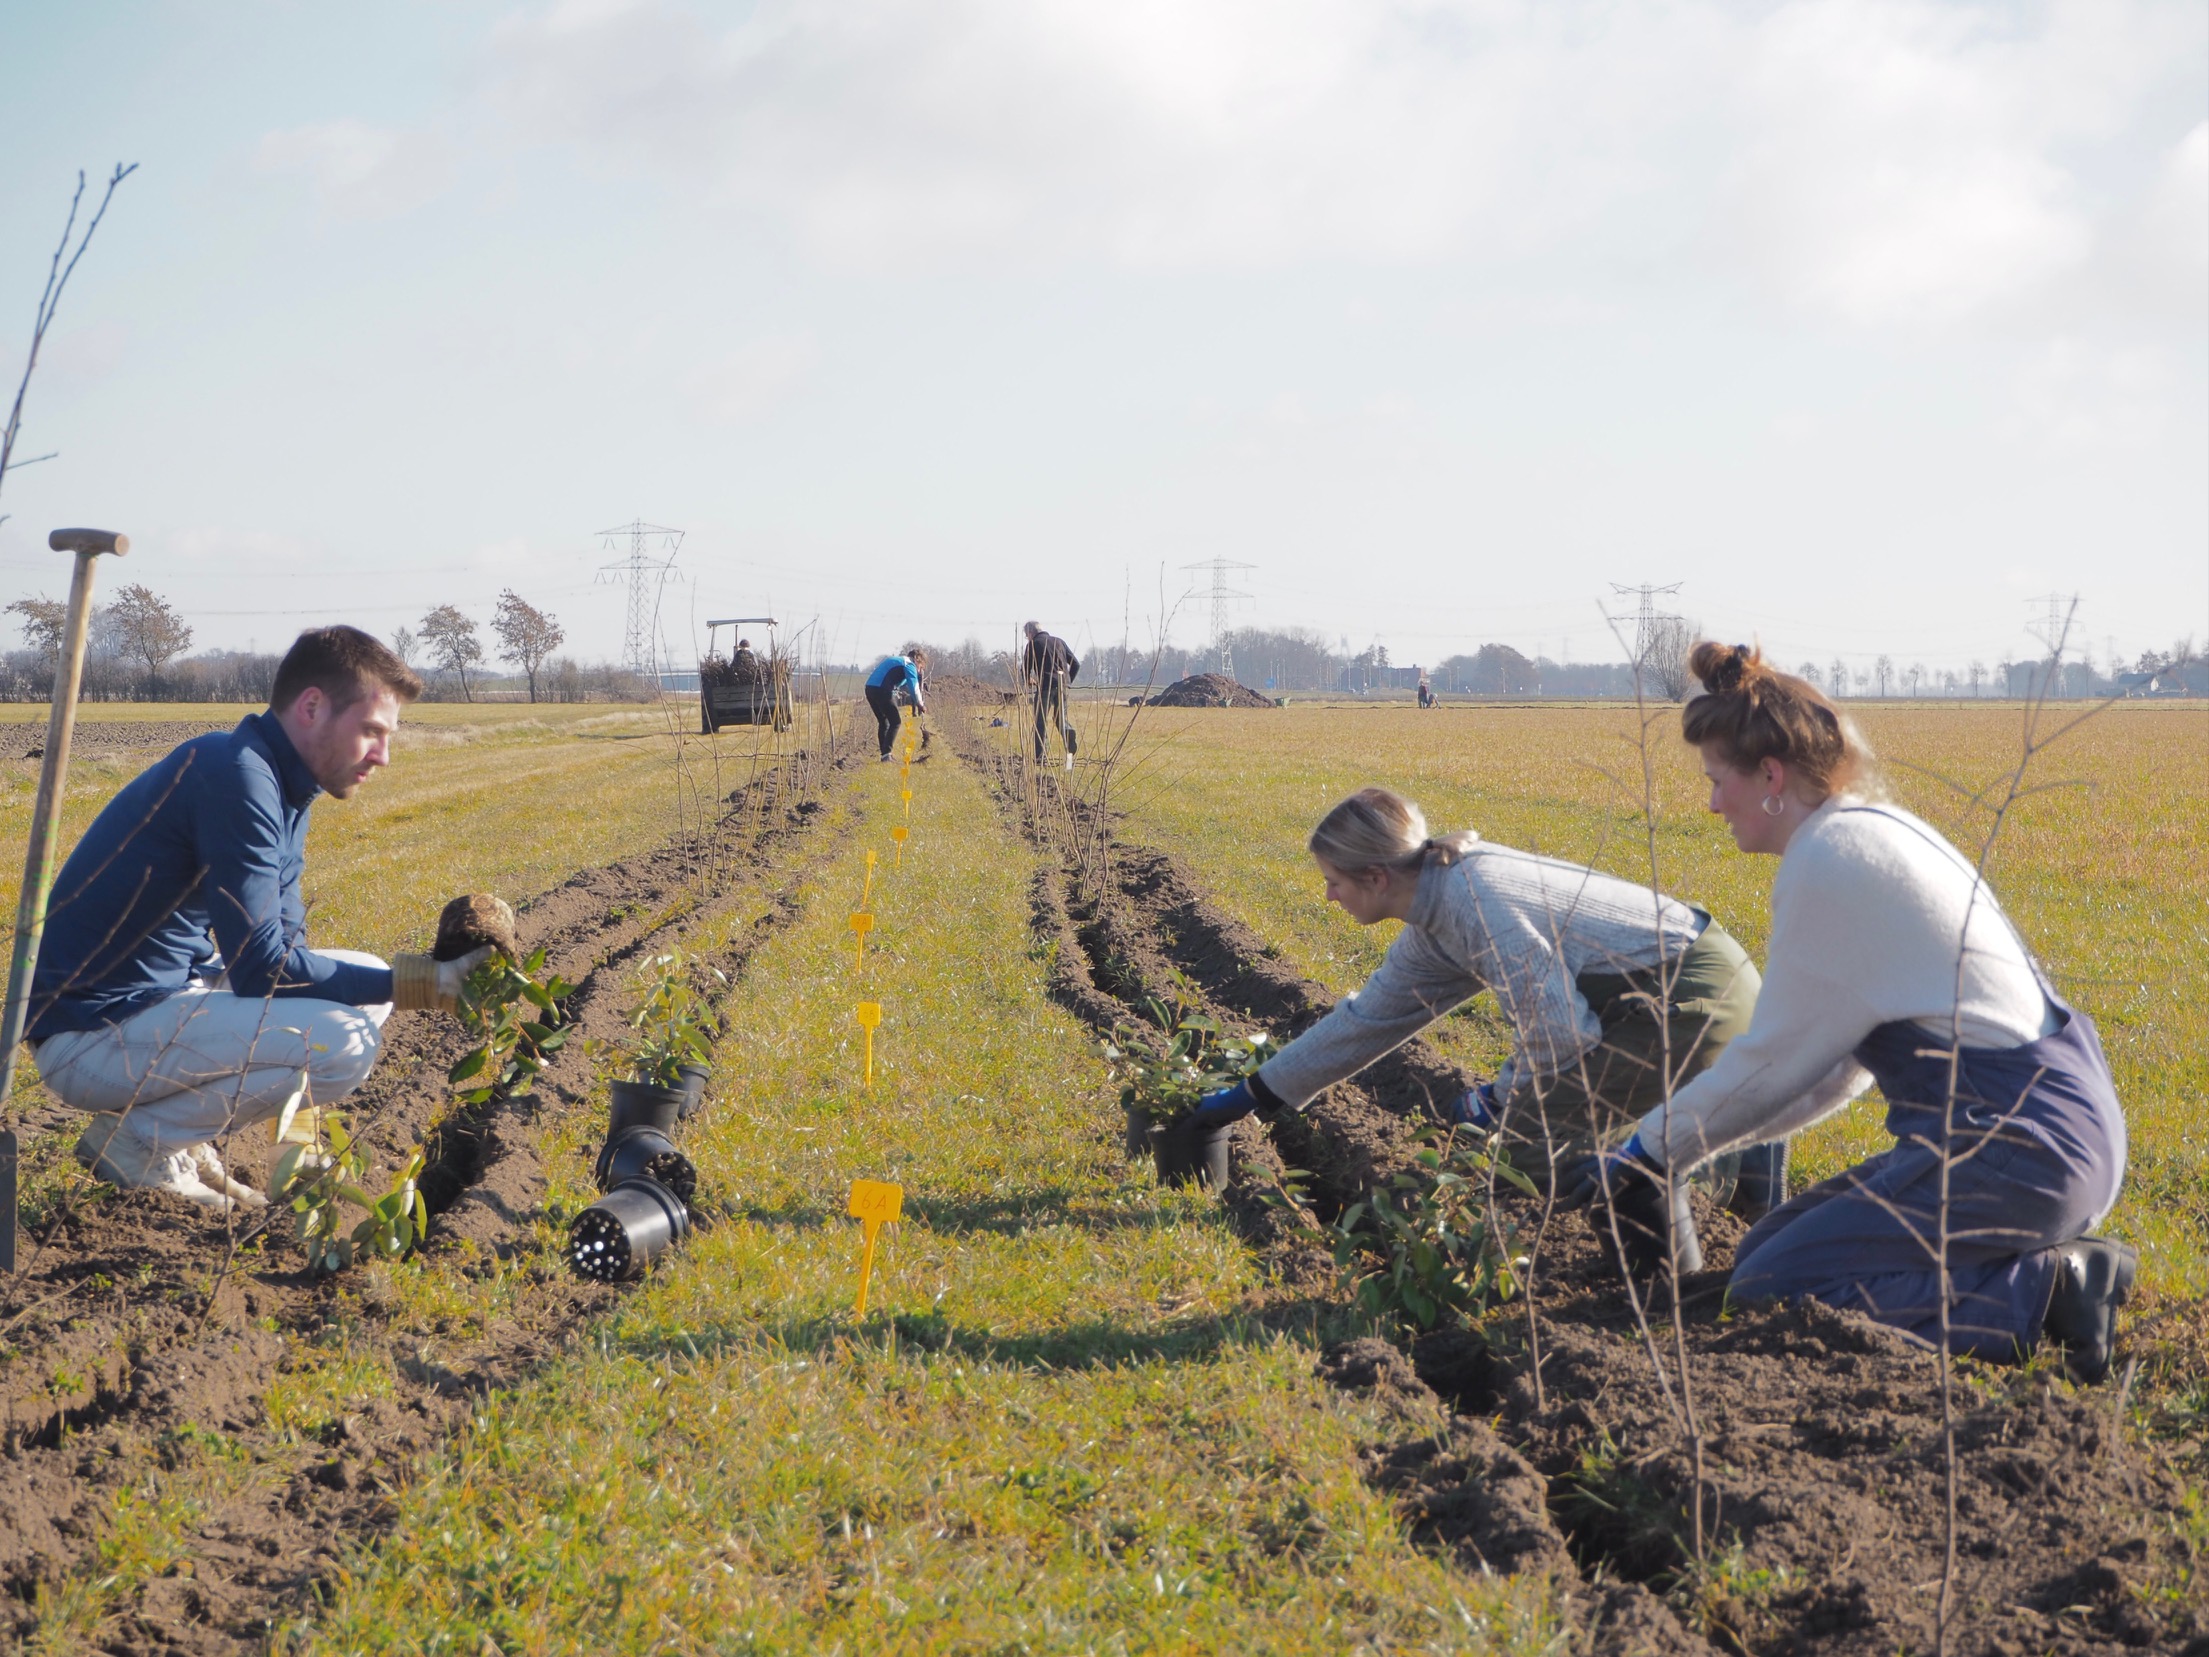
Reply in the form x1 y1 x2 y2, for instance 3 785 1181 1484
391 945 495 1013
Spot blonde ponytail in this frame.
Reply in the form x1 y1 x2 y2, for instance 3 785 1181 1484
1309 787 1479 873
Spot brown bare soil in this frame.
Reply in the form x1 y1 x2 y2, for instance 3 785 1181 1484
961 726 2205 1657
0 734 857 1651
2 720 236 761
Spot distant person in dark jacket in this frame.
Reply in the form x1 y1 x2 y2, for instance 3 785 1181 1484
30 627 497 1209
1021 621 1080 769
729 638 761 684
864 647 928 759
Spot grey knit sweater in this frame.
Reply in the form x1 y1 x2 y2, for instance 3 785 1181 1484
1256 839 1702 1112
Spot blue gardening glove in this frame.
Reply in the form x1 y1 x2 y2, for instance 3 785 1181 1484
1190 1081 1257 1130
1452 1082 1500 1130
1556 1131 1662 1211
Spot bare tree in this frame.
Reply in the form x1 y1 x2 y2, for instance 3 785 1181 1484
419 604 482 702
390 624 419 669
7 595 67 663
1874 654 1896 697
1830 657 1849 699
106 583 194 684
1906 661 1926 698
1967 661 1986 698
1 164 138 526
491 590 565 703
1797 661 1822 691
1644 615 1698 700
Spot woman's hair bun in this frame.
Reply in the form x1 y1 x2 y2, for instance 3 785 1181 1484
1690 640 1755 695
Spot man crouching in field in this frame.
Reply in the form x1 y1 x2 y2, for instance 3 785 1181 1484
26 626 493 1209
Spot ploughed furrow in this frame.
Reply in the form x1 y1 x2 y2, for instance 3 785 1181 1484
0 729 857 1652
951 715 2204 1657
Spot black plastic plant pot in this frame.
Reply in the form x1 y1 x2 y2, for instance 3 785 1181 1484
569 1177 690 1282
594 1124 697 1205
1150 1113 1233 1190
608 1078 686 1135
676 1062 711 1121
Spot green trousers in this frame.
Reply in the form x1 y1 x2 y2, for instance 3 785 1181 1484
1497 918 1761 1173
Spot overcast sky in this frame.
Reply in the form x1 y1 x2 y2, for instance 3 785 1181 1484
2 0 2203 678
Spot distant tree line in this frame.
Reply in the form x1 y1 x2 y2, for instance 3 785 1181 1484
0 582 670 703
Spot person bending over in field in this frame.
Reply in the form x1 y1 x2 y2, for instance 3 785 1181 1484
28 626 498 1210
1191 785 1789 1265
1561 643 2134 1381
863 646 927 761
1020 620 1080 769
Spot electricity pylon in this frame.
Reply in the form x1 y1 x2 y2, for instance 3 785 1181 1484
596 520 685 677
1183 558 1256 680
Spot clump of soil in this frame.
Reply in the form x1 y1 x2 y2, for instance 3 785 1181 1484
925 673 1016 704
1139 673 1278 709
434 892 520 961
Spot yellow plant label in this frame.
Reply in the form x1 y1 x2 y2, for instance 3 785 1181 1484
855 1001 881 1030
848 1179 903 1224
848 1178 904 1315
849 912 873 935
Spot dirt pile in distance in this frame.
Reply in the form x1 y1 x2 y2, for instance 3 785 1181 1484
1140 673 1278 709
925 673 1016 704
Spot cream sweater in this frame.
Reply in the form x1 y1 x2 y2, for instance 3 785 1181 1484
1640 798 2053 1170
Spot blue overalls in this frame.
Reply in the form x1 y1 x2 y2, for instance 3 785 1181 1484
1730 985 2127 1362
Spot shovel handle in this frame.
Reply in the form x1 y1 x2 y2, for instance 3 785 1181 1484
47 528 129 557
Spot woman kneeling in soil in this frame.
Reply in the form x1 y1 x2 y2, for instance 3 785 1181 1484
1195 786 1787 1257
1567 643 2134 1381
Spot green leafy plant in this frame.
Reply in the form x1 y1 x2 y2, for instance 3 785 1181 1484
1101 970 1272 1132
610 951 724 1087
449 946 574 1105
270 1093 429 1275
1324 1125 1536 1331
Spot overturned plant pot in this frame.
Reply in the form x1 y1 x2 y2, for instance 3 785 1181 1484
608 1078 687 1135
594 1123 697 1206
1137 1107 1232 1190
568 1177 690 1282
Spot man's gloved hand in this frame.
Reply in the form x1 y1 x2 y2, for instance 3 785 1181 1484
1453 1081 1500 1130
392 945 496 1013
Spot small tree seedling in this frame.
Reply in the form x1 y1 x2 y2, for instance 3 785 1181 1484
602 951 723 1087
1104 971 1275 1136
849 911 874 971
270 1085 430 1274
847 1178 903 1316
449 947 575 1106
855 1000 882 1087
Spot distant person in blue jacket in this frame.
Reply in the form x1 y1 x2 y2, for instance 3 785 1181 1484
29 627 497 1209
863 647 928 760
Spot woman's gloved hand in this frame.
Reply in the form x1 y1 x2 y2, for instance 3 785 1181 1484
391 945 496 1014
1557 1132 1703 1280
1452 1081 1500 1130
1190 1080 1258 1129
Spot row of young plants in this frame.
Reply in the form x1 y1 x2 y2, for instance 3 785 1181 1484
1105 969 1531 1333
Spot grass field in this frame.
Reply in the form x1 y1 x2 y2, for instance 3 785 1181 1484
1067 696 2209 1296
1 696 2200 1651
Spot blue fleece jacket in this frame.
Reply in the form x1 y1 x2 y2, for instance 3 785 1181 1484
864 655 923 700
28 712 394 1040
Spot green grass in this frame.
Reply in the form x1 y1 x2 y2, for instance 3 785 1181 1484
1051 698 2209 1298
287 735 1555 1653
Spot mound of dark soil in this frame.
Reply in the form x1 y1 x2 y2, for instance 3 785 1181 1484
924 673 1016 704
1140 673 1277 709
961 728 2206 1657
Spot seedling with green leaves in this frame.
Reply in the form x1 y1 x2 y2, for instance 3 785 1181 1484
449 946 575 1105
269 1089 430 1276
1103 969 1273 1133
612 951 725 1086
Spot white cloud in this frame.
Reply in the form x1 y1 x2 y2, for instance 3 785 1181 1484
469 0 2201 331
256 120 453 220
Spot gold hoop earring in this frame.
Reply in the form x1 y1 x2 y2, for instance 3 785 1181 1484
1761 795 1786 818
